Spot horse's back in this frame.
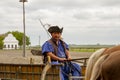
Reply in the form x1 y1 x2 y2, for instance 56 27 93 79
103 45 120 55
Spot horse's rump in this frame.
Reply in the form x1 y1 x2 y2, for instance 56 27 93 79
101 50 120 80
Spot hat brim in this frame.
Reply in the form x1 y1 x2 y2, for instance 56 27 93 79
48 26 63 33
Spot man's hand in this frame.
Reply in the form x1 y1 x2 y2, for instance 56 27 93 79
58 58 67 62
67 56 72 60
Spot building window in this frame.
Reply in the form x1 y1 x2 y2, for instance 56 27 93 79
11 45 13 48
8 45 10 48
15 45 17 49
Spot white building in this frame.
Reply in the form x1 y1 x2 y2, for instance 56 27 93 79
3 34 19 49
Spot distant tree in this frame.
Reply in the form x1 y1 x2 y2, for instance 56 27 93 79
0 33 7 49
0 37 4 49
12 31 31 47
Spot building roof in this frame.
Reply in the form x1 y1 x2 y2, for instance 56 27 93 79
3 34 18 43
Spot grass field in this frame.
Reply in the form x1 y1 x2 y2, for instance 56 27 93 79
69 48 97 52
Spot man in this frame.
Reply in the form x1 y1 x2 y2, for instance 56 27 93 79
42 26 81 80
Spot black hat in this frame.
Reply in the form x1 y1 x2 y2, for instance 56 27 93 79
48 26 63 33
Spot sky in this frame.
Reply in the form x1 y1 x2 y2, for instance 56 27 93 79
0 0 120 46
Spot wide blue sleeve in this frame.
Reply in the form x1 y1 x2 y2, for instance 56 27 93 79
64 42 69 50
42 41 54 55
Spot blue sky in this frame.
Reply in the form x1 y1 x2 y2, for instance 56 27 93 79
0 0 120 46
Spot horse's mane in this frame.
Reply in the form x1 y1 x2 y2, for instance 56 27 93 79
85 48 106 80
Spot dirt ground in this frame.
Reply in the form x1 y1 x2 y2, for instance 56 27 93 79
0 50 93 64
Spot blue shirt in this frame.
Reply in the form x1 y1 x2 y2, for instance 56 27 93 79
42 40 69 58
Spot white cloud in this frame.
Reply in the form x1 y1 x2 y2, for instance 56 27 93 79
1 0 120 46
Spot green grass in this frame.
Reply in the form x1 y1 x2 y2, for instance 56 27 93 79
69 48 98 52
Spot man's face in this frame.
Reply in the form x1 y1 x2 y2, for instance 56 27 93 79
51 32 61 40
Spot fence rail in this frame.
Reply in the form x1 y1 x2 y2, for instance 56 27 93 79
0 63 61 80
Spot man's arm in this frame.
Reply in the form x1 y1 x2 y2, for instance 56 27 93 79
65 49 71 60
47 52 67 62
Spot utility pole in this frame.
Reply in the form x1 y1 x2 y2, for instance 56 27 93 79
39 35 41 47
19 0 27 57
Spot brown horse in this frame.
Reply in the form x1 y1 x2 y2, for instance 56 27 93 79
85 45 120 80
